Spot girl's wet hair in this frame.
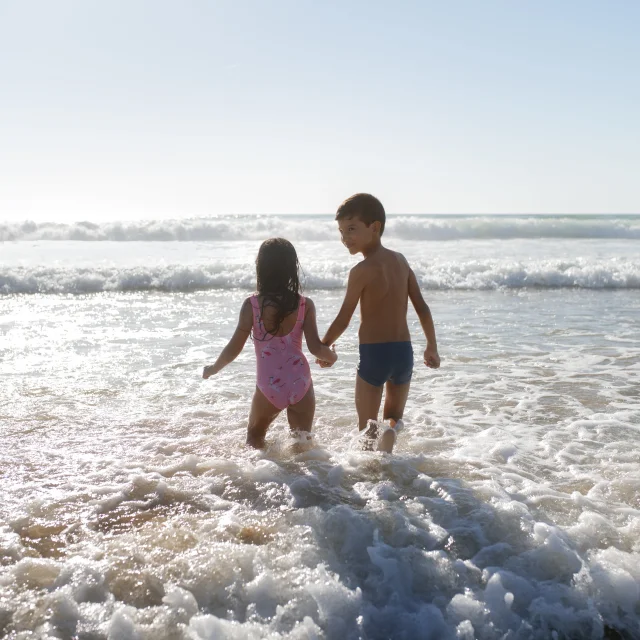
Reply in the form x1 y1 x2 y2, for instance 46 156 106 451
255 238 301 336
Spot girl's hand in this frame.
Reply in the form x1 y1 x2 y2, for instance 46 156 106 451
316 345 336 368
424 347 440 369
203 365 216 379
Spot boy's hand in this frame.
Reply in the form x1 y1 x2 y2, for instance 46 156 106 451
202 365 216 379
424 347 440 369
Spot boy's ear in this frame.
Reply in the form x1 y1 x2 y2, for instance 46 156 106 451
371 220 382 235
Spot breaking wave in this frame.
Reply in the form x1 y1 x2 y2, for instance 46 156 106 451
2 215 640 242
2 258 639 294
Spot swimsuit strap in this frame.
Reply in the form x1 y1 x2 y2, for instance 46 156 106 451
249 294 260 316
249 295 263 333
296 296 306 323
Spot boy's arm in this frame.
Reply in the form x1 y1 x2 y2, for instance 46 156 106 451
303 298 337 364
203 299 252 378
321 266 366 347
407 268 440 369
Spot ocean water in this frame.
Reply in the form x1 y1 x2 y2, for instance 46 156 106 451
1 214 639 639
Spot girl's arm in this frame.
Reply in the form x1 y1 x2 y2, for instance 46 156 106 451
203 298 253 379
303 298 337 365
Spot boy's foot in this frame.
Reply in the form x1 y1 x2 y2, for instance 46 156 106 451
377 419 404 454
361 419 379 451
377 427 396 453
392 419 404 434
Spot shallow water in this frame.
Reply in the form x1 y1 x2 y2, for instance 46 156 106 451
2 280 639 638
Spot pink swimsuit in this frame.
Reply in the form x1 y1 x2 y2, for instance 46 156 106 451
250 295 312 410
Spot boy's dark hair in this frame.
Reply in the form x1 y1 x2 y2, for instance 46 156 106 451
255 237 301 337
335 193 385 235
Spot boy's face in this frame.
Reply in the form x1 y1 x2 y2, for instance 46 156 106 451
337 216 378 254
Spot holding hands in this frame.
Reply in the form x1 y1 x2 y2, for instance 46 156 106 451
316 344 337 368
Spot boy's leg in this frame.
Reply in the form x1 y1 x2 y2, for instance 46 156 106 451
355 374 384 431
378 380 410 453
247 386 280 448
286 381 315 433
382 380 410 424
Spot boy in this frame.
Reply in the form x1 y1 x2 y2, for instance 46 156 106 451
319 193 440 453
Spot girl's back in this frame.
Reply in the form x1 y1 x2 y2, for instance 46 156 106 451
254 295 302 337
250 293 310 409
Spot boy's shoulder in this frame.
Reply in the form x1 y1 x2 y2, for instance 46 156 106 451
388 247 409 262
351 248 408 272
387 249 412 274
349 259 368 274
349 259 375 284
365 247 410 268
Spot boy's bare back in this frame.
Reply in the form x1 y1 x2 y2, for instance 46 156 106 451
354 247 412 344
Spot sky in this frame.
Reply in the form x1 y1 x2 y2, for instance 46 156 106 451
0 0 639 221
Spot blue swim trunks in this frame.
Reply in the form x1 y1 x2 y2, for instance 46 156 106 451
357 342 414 387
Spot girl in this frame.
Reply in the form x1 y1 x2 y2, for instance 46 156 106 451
203 238 337 448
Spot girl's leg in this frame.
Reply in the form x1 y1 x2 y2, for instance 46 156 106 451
247 386 281 448
286 381 315 433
